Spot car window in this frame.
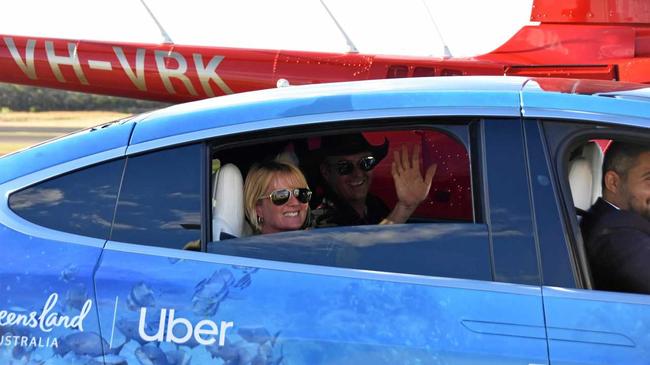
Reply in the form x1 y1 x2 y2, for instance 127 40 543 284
9 159 125 239
545 119 650 293
211 128 473 237
208 124 488 281
567 136 650 294
111 143 202 250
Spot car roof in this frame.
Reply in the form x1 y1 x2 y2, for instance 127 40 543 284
521 78 650 127
129 76 528 146
130 76 650 146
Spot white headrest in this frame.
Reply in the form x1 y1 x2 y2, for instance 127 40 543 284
212 163 244 240
569 141 605 211
569 158 593 211
583 142 604 204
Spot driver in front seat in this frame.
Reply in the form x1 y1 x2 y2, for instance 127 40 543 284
581 141 650 294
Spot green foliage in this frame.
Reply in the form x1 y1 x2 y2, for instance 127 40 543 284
0 83 171 112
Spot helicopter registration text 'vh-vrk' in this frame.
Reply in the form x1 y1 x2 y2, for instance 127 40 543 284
0 0 649 103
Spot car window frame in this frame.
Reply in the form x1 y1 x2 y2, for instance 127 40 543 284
0 148 126 247
122 98 521 250
203 116 494 281
8 158 126 240
541 118 650 290
207 116 478 222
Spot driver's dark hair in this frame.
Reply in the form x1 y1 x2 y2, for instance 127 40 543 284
602 141 650 188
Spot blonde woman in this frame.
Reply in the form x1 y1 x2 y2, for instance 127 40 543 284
244 161 312 234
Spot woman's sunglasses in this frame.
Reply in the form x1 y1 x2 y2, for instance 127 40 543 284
259 188 312 206
332 156 378 176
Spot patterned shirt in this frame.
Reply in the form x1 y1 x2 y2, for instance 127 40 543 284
313 193 390 228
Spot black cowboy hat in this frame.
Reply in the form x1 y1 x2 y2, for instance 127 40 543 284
314 133 389 163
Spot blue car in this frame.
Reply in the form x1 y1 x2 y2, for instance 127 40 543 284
0 76 648 364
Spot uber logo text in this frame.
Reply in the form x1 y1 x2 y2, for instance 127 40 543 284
138 307 234 346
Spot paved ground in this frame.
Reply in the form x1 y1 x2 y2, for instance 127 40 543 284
0 111 129 156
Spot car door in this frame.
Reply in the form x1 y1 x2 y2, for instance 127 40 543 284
524 115 650 364
543 124 650 365
541 121 650 364
92 114 550 364
521 83 650 364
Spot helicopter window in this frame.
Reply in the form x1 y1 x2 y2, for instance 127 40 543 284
413 67 436 77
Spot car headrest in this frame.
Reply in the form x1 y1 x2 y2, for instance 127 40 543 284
569 157 593 212
583 142 603 204
212 163 245 240
569 141 604 212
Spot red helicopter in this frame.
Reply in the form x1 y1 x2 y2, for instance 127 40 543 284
0 0 649 103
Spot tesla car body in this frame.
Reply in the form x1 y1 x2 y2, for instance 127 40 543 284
0 76 649 364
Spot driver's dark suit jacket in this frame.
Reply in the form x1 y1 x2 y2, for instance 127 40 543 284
581 198 650 294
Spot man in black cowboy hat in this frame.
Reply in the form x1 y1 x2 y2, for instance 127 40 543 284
313 133 437 227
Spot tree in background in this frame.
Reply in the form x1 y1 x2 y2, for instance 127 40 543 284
0 83 169 113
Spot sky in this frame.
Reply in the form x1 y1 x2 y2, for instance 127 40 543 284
1 0 534 58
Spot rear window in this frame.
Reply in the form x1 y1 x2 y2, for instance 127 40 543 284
9 159 125 239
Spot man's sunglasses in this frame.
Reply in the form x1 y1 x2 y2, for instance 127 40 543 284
258 188 312 206
332 156 378 176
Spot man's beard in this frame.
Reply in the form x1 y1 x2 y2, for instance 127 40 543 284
628 197 650 222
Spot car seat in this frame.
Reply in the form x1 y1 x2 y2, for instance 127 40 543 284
212 163 249 240
568 141 603 289
568 141 604 215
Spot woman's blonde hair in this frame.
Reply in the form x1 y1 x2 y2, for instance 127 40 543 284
244 161 309 233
